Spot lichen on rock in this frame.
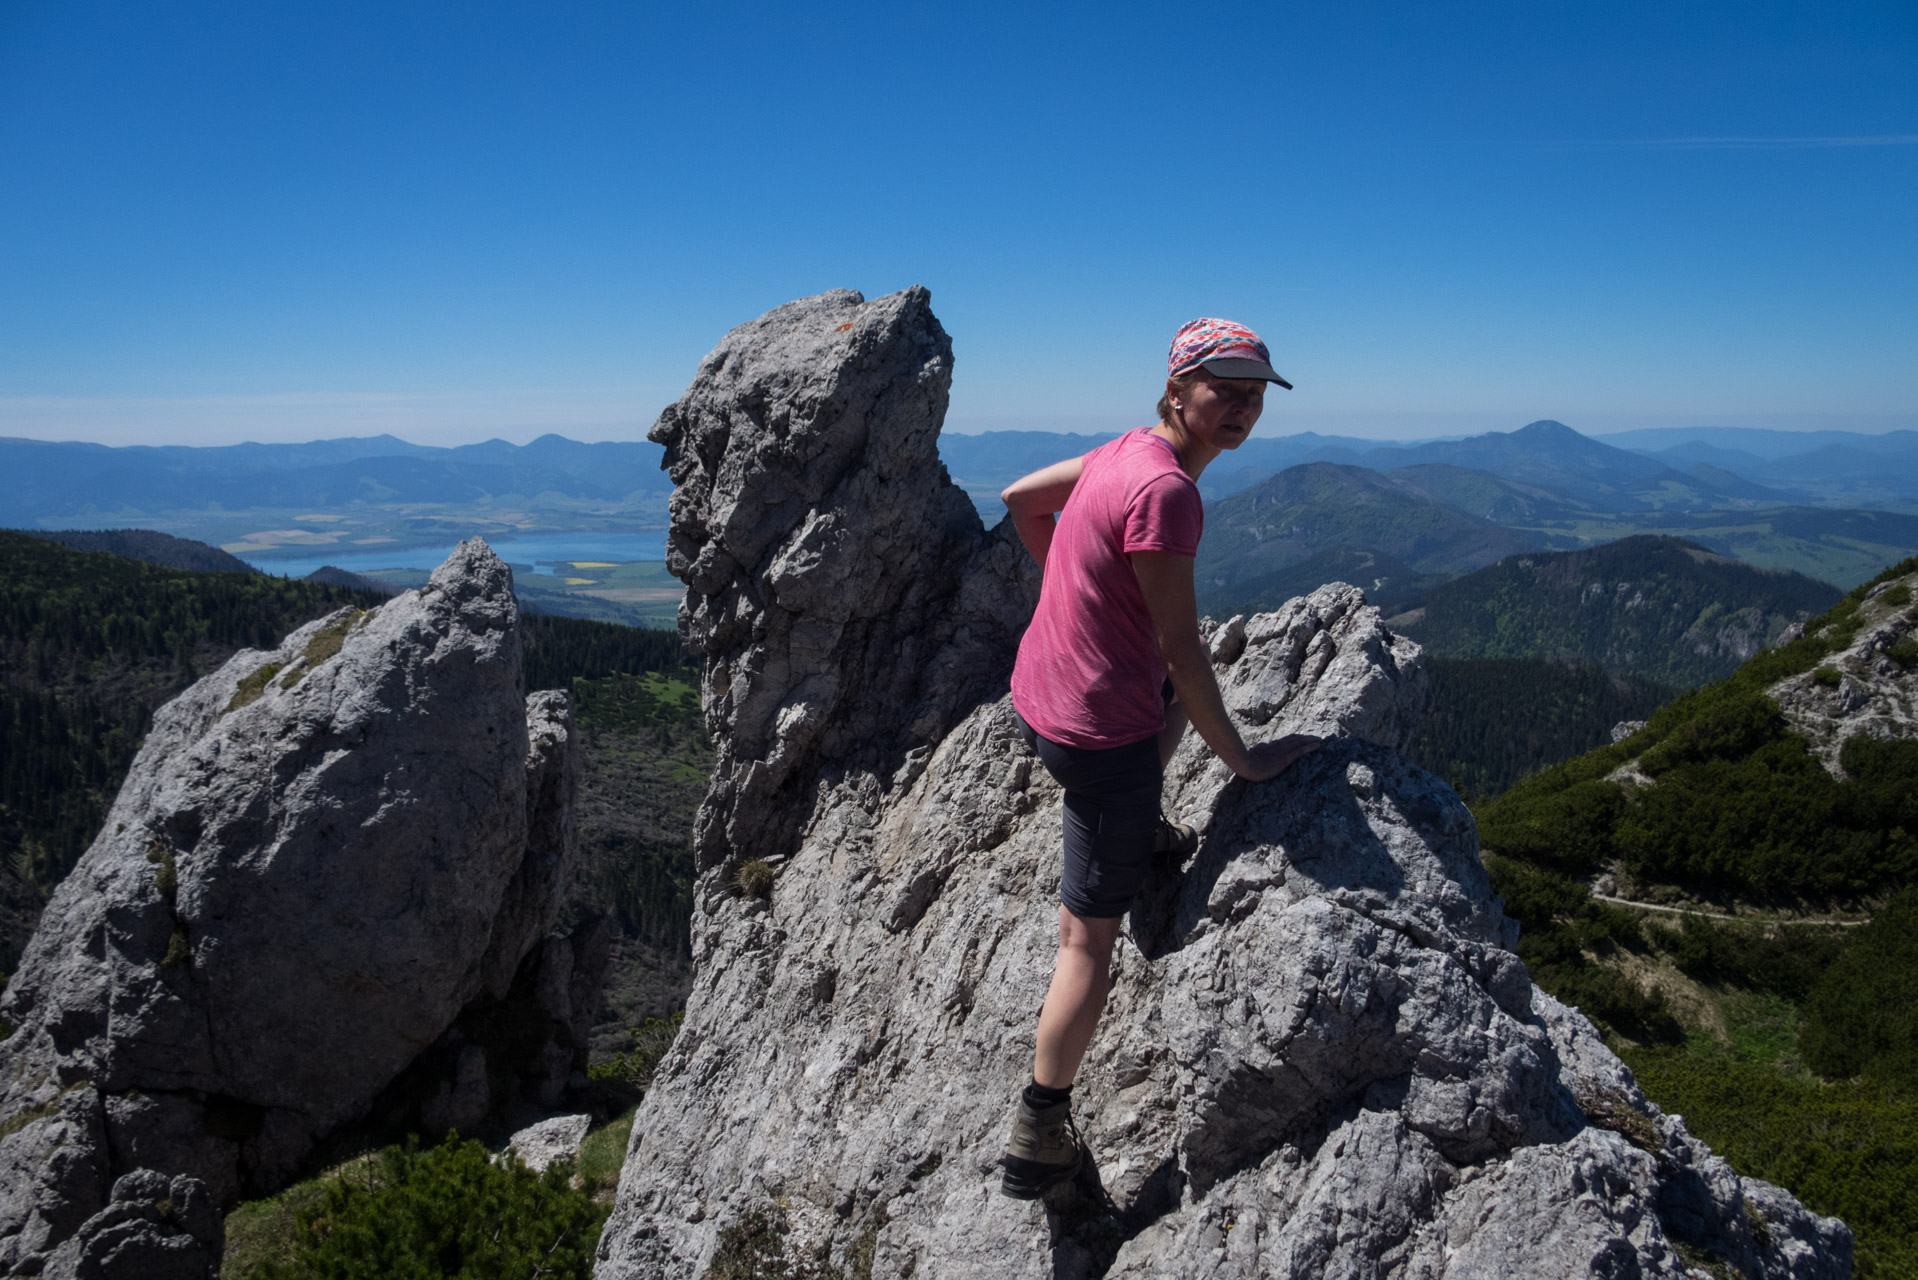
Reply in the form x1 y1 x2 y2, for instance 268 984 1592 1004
595 288 1851 1279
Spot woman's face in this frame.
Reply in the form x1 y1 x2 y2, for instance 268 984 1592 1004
1171 369 1266 450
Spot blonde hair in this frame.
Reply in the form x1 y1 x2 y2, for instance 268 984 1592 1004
1156 371 1199 427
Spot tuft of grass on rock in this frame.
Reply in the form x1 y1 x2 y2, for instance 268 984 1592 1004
226 662 285 712
281 611 363 689
162 926 191 968
735 859 776 899
574 1106 637 1199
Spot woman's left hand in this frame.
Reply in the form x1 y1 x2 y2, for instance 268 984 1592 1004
1237 734 1322 781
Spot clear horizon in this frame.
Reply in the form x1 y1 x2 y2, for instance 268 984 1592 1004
2 2 1912 449
4 414 1916 452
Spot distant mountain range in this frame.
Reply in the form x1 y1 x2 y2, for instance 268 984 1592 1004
940 420 1918 511
7 420 1916 601
11 421 1912 531
0 433 674 526
1389 535 1841 687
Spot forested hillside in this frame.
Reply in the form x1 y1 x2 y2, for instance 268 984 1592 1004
1407 658 1678 799
21 527 259 573
1200 546 1443 618
1395 534 1839 687
1473 556 1918 1274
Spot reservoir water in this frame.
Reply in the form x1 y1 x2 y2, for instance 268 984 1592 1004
241 531 668 579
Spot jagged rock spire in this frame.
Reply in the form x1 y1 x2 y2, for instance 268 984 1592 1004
597 290 1851 1278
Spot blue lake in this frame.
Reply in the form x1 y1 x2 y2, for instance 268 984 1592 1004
242 532 668 579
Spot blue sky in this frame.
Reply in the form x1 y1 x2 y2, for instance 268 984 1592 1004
1 0 1913 445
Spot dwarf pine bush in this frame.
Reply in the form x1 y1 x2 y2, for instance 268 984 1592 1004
246 1136 605 1280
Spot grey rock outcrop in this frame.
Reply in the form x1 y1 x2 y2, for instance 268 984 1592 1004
0 540 581 1276
1610 719 1648 744
596 288 1849 1278
506 1113 593 1173
1770 570 1918 775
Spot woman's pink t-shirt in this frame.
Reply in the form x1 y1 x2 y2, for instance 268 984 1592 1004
1011 428 1203 749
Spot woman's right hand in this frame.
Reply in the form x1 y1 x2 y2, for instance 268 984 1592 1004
1234 734 1322 781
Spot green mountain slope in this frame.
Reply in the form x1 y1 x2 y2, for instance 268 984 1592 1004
1470 558 1918 1274
1383 462 1593 525
1394 535 1840 687
1194 461 1545 599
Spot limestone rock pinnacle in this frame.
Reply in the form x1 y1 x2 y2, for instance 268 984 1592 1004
596 290 1849 1278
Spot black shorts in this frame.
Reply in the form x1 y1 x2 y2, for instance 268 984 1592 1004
1015 710 1164 919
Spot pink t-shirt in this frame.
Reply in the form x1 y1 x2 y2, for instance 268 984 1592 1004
1011 428 1204 749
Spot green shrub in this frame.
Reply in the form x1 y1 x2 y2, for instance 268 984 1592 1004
1475 778 1626 877
1640 914 1849 1004
588 1012 685 1095
1478 696 1918 902
243 1135 605 1280
1801 889 1918 1089
1812 666 1843 688
1879 585 1912 608
1638 692 1784 775
1624 1044 1918 1278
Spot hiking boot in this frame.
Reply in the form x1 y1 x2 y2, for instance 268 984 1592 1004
1153 815 1198 857
1000 1096 1084 1199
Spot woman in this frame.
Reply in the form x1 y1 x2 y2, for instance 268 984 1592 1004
997 318 1322 1199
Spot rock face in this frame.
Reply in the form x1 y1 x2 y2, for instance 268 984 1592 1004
1770 570 1918 775
596 288 1850 1278
0 540 583 1277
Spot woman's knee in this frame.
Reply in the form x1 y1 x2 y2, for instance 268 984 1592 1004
1057 907 1123 965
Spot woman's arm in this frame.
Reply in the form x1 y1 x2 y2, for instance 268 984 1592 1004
1130 550 1320 782
1000 456 1085 570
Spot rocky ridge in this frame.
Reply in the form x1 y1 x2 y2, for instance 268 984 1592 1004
596 288 1850 1278
1769 569 1918 775
0 540 592 1278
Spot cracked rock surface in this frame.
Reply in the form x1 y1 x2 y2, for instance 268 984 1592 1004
0 540 579 1278
593 287 1850 1278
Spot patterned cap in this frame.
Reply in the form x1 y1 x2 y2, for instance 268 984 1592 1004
1167 318 1293 388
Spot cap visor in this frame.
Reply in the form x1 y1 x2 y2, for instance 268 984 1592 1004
1201 357 1292 389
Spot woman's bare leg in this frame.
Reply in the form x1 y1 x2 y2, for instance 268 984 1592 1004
1032 906 1125 1088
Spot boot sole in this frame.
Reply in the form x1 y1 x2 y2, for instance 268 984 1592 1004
1000 1152 1084 1199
